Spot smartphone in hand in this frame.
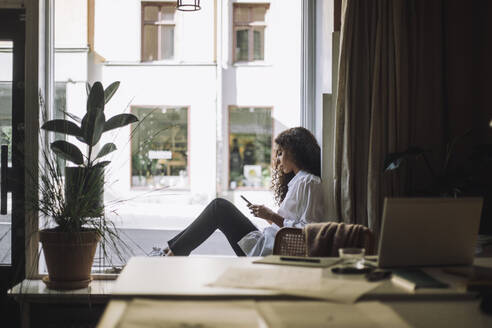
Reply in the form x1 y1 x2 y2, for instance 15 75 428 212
240 195 252 206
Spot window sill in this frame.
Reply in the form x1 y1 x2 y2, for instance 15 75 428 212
229 187 270 191
8 279 116 301
232 61 272 67
104 61 216 67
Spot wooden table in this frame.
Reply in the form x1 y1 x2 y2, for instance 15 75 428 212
98 256 492 327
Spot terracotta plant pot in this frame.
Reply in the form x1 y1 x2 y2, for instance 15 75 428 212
39 229 101 290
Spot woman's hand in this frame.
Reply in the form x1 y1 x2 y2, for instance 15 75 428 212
247 204 284 227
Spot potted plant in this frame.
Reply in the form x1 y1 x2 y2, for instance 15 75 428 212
384 125 492 234
36 81 138 289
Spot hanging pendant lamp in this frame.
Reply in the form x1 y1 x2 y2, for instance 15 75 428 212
177 0 201 11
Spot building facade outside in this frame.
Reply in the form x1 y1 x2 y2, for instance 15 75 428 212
52 0 303 257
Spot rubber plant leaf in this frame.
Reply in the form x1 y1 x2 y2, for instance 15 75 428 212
41 119 82 138
95 142 117 160
104 81 120 105
81 111 106 146
103 113 139 132
93 161 111 168
82 82 105 146
50 140 84 165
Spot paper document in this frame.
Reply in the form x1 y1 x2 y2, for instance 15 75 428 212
116 299 266 328
208 265 381 303
257 301 411 328
253 255 341 268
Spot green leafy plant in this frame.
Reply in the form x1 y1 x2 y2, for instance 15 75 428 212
384 130 492 197
33 81 139 267
41 81 138 169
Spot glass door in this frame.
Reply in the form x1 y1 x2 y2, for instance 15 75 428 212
0 9 26 291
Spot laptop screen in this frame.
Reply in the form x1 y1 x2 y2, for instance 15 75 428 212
378 197 483 268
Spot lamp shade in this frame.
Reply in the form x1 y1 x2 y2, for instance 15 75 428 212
177 0 201 11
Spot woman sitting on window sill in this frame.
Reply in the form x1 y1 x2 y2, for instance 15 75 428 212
161 127 326 256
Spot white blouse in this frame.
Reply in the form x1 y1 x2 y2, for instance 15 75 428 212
237 170 326 256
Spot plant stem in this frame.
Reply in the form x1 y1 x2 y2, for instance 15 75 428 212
422 153 436 181
87 144 93 168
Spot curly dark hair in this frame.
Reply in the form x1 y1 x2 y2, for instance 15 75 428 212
271 127 321 205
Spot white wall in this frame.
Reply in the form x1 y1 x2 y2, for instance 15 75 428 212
317 0 336 219
219 0 302 191
316 0 333 139
53 0 89 166
54 0 304 205
94 0 215 63
94 0 141 61
54 0 87 47
0 48 13 81
99 64 217 199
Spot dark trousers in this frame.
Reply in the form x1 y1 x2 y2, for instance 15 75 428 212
167 198 259 256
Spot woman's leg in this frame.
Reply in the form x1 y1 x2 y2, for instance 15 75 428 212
167 198 258 256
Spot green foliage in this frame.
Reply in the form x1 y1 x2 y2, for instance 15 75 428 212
384 129 492 197
41 81 139 168
32 81 138 264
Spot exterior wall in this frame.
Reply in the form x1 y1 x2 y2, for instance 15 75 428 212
53 0 88 155
51 0 303 228
219 0 302 193
93 0 215 63
92 0 218 202
54 0 87 47
100 64 217 199
0 46 13 81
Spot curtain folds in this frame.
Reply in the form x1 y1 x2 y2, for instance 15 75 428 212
334 0 444 239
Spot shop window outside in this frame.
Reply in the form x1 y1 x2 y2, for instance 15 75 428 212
131 106 189 190
229 107 272 190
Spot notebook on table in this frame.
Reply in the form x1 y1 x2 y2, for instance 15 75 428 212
377 197 483 268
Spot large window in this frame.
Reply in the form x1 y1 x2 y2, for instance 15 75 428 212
131 106 189 189
37 0 307 267
142 2 176 61
233 4 268 63
229 107 272 189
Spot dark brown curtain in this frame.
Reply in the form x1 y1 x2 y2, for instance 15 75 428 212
334 0 445 239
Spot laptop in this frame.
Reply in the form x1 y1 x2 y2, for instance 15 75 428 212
377 197 483 268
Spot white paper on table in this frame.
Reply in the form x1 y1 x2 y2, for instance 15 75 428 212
116 299 267 328
208 265 381 303
257 301 412 328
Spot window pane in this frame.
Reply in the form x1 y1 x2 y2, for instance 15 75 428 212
160 26 174 59
131 107 189 189
234 6 250 24
161 6 175 22
253 28 264 60
236 29 249 62
0 85 12 163
143 25 158 61
144 6 159 21
54 83 67 171
252 6 266 22
0 42 12 265
229 108 272 189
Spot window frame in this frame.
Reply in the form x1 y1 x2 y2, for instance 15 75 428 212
227 105 274 191
31 0 321 278
129 105 191 191
232 3 269 63
141 1 177 62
